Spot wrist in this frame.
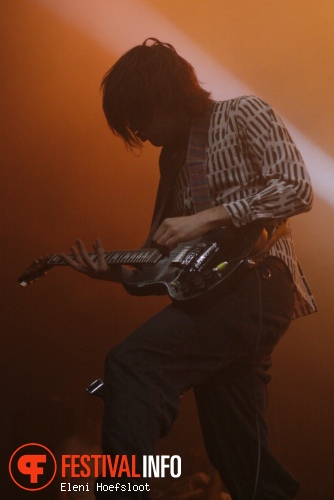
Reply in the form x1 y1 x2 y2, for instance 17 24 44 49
204 205 232 230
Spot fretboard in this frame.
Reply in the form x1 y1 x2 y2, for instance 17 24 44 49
46 248 162 267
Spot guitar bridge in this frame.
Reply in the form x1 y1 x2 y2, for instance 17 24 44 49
191 242 218 270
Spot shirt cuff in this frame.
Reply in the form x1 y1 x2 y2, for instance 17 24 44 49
223 199 253 227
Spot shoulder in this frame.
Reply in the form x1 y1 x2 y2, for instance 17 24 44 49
212 96 279 139
209 96 273 137
213 95 272 117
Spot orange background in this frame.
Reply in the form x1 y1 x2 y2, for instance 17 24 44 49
2 1 334 498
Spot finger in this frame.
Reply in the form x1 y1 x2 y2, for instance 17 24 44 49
93 238 108 269
61 251 79 268
152 226 163 242
152 233 174 254
76 239 96 270
93 238 105 257
161 237 177 252
154 230 176 250
60 247 87 272
71 245 84 263
153 223 171 245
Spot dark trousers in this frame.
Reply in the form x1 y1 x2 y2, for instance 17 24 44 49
97 258 299 499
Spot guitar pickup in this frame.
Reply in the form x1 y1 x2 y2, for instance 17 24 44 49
180 243 207 267
171 242 218 270
171 244 194 267
191 242 218 270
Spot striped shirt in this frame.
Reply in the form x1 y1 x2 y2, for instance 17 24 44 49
170 96 317 319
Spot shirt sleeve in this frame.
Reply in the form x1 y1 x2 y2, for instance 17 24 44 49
223 96 313 227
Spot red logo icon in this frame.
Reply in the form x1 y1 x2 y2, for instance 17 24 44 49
9 443 57 491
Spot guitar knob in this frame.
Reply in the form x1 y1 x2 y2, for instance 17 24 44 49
189 274 206 290
201 268 214 281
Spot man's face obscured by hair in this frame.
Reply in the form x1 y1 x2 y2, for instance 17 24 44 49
131 108 191 149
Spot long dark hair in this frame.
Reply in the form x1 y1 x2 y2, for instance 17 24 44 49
101 38 211 149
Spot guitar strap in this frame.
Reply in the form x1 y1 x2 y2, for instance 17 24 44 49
144 103 214 247
248 220 289 266
186 102 215 213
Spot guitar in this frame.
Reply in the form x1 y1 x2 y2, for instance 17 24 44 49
17 224 269 302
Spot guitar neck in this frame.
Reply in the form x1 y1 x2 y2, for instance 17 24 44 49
47 248 162 267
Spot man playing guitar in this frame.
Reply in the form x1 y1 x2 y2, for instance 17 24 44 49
61 39 317 499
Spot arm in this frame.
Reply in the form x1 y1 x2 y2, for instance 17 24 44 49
223 96 313 227
154 97 313 250
61 238 134 282
153 205 231 251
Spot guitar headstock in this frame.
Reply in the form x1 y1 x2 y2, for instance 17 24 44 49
18 257 53 287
